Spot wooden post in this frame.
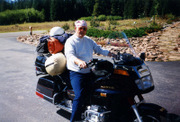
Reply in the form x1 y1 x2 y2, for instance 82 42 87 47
29 26 32 35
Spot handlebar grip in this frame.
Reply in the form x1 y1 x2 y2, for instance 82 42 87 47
79 62 88 70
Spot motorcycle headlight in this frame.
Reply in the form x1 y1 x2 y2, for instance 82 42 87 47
135 75 154 90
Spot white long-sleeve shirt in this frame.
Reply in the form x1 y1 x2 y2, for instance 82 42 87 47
65 34 109 73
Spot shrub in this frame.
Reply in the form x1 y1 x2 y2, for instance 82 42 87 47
62 23 70 30
97 15 106 21
87 21 162 38
90 17 100 27
123 23 162 38
109 20 119 25
0 8 44 25
146 22 162 33
87 27 147 38
165 14 176 24
79 16 92 21
86 28 112 38
107 16 122 20
78 15 122 22
87 25 163 38
124 28 147 38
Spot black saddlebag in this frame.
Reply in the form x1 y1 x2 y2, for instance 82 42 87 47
35 54 51 76
36 75 64 103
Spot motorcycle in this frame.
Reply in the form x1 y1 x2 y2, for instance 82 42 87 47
35 32 169 122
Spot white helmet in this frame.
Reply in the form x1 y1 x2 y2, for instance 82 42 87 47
49 27 64 36
45 53 66 76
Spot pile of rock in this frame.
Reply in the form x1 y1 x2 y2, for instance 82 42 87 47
100 21 180 61
17 21 180 61
17 33 47 46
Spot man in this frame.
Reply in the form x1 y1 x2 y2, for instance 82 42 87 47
64 20 114 122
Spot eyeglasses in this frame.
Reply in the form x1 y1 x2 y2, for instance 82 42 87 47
79 27 87 31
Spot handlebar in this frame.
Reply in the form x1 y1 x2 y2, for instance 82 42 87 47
79 52 123 70
79 58 98 70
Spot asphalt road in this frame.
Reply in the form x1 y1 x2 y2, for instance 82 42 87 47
0 32 179 122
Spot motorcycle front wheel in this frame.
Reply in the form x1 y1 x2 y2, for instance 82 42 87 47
133 113 167 122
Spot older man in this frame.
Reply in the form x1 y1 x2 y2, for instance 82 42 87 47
65 20 113 122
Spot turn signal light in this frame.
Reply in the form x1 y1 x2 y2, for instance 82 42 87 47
100 93 107 97
114 69 129 76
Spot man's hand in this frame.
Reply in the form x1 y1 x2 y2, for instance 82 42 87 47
108 52 116 57
74 58 87 69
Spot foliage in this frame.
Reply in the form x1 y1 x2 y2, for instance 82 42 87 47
123 23 162 38
79 16 93 21
90 17 100 27
165 14 176 24
86 28 112 38
0 0 179 22
97 15 106 21
109 20 119 25
0 8 44 25
62 23 70 31
124 28 147 38
87 22 163 38
107 16 122 20
79 15 122 22
146 22 163 33
92 0 103 16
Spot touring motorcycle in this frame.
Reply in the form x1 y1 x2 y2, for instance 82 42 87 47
35 32 169 122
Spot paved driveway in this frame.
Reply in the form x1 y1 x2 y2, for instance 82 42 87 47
0 31 70 122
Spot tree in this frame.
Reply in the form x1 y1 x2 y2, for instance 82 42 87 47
168 0 180 16
82 0 95 16
32 0 43 11
1 0 180 22
150 0 159 23
124 0 136 19
42 0 50 21
0 0 10 12
92 0 105 16
50 0 57 21
136 0 145 18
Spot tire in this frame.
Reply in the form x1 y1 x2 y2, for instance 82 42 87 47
166 113 180 122
133 113 167 122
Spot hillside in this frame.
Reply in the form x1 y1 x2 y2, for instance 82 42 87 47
17 21 180 62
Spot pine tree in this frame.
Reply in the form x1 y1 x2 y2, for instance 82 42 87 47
82 0 95 16
42 0 50 21
50 0 56 21
124 0 136 19
92 0 100 16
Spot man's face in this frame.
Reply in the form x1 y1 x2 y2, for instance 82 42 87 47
75 26 87 38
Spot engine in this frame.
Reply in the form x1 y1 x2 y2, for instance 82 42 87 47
83 105 110 122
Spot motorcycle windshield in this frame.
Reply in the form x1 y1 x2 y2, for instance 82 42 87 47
107 32 139 58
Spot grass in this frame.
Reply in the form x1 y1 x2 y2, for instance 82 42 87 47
0 21 75 33
0 17 167 33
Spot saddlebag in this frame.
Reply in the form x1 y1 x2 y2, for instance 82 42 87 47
36 75 64 103
35 54 52 76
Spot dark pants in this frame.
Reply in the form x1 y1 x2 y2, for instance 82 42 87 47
70 71 93 122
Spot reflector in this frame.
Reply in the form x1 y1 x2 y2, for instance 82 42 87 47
36 91 44 99
114 69 129 76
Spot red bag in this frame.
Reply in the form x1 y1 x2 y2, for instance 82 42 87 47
47 37 64 54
